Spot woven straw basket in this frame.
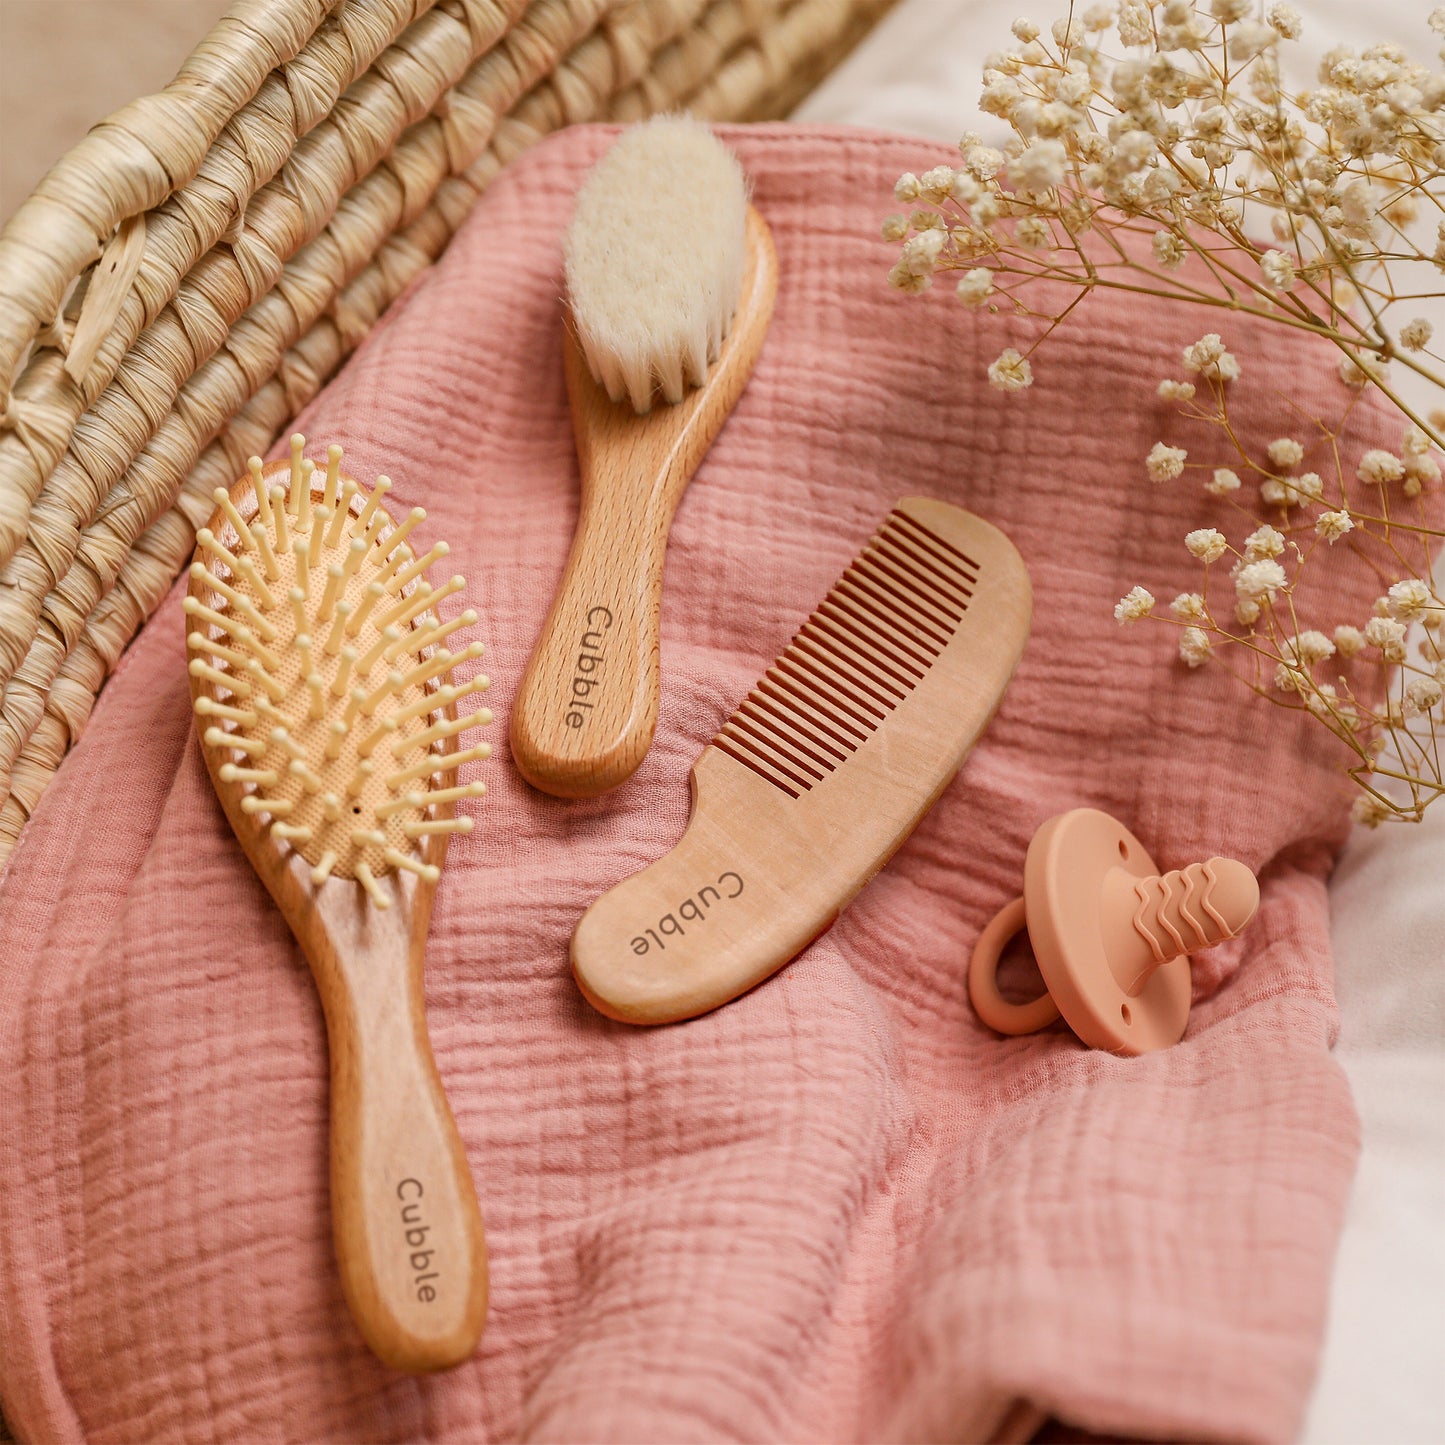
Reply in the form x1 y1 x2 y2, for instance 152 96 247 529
0 0 891 872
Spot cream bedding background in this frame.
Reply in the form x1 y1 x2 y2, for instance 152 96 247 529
797 4 1445 1443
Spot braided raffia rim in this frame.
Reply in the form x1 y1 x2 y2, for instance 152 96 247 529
0 0 894 864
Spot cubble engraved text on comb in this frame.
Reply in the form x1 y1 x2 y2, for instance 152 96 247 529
712 511 980 797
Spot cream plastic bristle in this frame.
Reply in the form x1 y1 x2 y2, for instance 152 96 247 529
219 765 278 786
358 513 388 555
246 662 286 701
386 542 448 596
354 476 391 536
377 509 425 574
197 529 241 575
190 565 275 640
348 581 385 635
212 489 254 550
325 487 353 549
404 817 474 838
241 794 292 816
331 646 356 696
427 780 487 805
311 506 330 565
250 521 280 581
408 609 479 657
564 116 749 413
249 458 272 528
190 658 250 696
341 538 369 588
379 585 432 633
318 565 344 625
191 436 489 892
195 696 256 726
234 554 275 609
387 744 489 791
271 727 305 761
289 588 309 637
399 713 473 754
324 600 351 654
272 491 290 552
289 434 306 509
355 863 388 909
359 626 401 677
358 718 397 759
386 848 440 883
291 758 324 791
361 670 404 716
206 727 263 757
298 458 315 533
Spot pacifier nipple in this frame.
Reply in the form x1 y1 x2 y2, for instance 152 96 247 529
968 809 1259 1055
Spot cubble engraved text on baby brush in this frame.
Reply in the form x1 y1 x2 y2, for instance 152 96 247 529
564 606 612 728
397 1177 441 1303
630 871 744 954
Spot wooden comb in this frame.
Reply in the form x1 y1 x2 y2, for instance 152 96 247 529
570 498 1032 1025
187 436 491 1371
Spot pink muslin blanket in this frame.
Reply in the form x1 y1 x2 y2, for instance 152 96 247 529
0 125 1400 1444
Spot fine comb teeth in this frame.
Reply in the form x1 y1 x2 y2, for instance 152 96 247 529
713 509 980 798
187 435 494 905
570 497 1032 1026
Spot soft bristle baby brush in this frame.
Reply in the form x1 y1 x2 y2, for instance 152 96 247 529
571 499 1032 1024
187 434 491 1371
510 117 778 799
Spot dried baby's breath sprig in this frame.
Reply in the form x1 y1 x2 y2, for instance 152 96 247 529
883 4 1445 448
1116 355 1445 824
884 3 1445 820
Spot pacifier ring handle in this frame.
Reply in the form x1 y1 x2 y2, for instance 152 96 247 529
968 897 1062 1036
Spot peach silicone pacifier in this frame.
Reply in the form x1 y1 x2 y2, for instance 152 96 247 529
969 808 1260 1055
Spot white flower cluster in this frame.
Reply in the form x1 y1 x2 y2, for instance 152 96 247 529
882 3 1445 434
884 3 1445 822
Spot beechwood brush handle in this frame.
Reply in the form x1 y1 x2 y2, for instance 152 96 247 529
509 435 679 798
302 878 488 1372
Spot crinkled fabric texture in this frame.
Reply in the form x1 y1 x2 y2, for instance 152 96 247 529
0 126 1397 1444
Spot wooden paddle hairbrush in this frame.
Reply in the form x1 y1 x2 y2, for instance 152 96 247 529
186 434 491 1371
571 498 1032 1025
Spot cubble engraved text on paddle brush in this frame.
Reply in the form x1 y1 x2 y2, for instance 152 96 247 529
564 606 613 728
397 1177 442 1302
631 871 744 954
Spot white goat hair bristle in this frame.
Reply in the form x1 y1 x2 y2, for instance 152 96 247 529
565 116 748 413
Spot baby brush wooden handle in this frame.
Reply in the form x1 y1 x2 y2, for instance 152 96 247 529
302 871 488 1372
509 402 678 798
511 207 777 798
